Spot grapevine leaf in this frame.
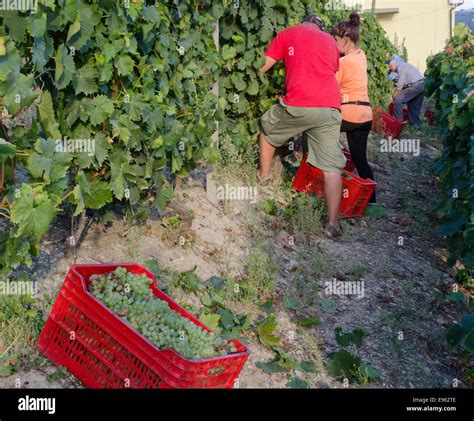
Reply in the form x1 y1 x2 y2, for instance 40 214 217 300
115 54 135 76
255 314 280 347
321 298 338 313
461 329 474 352
37 90 61 139
360 363 381 379
246 80 259 95
255 361 286 373
109 147 130 199
211 3 225 19
216 309 235 329
446 292 465 303
143 259 161 278
32 36 53 71
335 327 365 348
67 4 97 51
124 97 151 122
71 172 113 215
438 210 469 237
83 180 113 211
73 62 99 95
85 95 114 125
199 313 222 334
283 295 303 312
30 12 47 38
460 314 474 333
446 324 464 347
259 299 274 315
154 182 173 210
296 316 321 328
0 139 16 163
11 185 56 240
327 350 361 383
286 377 309 389
221 45 236 60
3 12 26 43
93 133 111 166
0 72 39 115
142 5 160 23
54 44 75 90
66 19 81 44
298 361 317 373
27 138 72 183
0 364 13 378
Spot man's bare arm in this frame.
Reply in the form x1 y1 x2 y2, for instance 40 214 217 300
260 56 277 73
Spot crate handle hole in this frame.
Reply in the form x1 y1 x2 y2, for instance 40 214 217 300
209 366 225 376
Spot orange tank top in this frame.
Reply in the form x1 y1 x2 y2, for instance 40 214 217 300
335 49 373 123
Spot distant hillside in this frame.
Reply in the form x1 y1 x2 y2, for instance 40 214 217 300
456 9 474 31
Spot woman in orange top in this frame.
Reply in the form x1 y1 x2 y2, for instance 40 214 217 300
331 13 376 204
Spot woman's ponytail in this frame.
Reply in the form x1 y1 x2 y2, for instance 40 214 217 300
349 12 361 28
330 12 361 44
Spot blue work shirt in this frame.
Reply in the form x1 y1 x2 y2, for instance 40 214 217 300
393 57 424 91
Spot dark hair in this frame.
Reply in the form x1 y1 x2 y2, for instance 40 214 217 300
302 15 325 31
330 12 361 44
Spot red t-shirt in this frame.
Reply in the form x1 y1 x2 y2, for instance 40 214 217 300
265 24 341 109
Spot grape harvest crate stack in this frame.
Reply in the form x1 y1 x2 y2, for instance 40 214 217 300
37 264 249 388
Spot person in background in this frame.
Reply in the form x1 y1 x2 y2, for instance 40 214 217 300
330 12 376 204
258 15 346 238
387 55 425 126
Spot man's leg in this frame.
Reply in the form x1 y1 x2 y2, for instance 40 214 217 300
258 132 276 179
396 81 424 124
305 108 345 230
393 93 406 120
324 172 342 226
406 83 425 126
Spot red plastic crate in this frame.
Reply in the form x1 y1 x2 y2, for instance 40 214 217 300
292 155 377 217
373 105 408 139
37 263 249 389
389 102 435 125
388 103 409 121
342 147 356 173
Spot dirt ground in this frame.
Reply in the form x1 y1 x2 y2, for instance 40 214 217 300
0 129 469 389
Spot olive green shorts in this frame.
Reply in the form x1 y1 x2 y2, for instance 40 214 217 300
260 98 346 174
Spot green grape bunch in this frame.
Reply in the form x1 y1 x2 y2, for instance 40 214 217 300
89 267 238 359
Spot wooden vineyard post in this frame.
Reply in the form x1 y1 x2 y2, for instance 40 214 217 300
212 20 219 148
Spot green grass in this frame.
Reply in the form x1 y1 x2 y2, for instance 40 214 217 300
214 134 259 184
0 291 51 378
363 203 387 219
284 193 326 245
224 247 277 307
351 263 368 280
293 249 332 307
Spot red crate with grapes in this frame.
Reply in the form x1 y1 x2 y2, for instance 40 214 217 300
37 263 249 388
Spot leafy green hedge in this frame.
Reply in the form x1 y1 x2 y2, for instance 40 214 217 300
0 0 396 276
0 0 220 274
425 24 474 277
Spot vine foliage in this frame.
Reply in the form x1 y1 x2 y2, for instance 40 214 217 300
425 24 474 276
0 0 396 276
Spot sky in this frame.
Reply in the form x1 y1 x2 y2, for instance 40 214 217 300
456 0 473 10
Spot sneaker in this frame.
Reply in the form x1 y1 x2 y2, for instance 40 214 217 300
257 170 272 187
324 223 343 239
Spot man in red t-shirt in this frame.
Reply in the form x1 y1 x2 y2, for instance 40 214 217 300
258 15 345 237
